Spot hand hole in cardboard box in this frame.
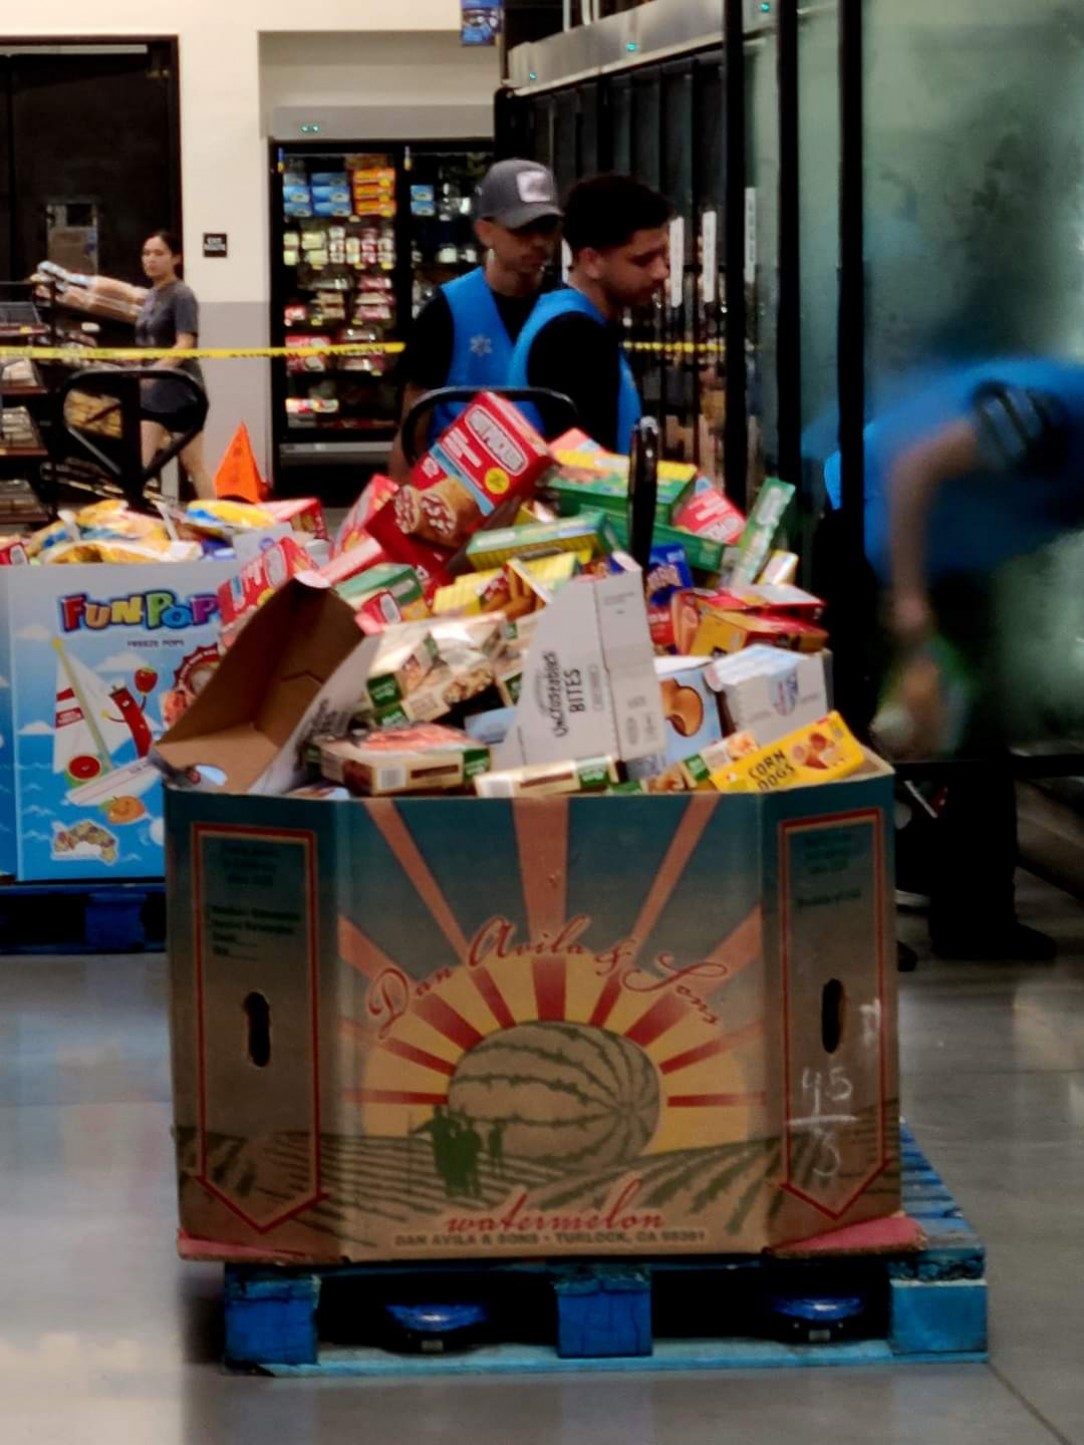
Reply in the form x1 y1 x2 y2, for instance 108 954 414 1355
189 764 229 790
821 978 846 1055
243 992 272 1069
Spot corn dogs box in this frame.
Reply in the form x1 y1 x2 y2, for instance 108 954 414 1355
711 712 866 793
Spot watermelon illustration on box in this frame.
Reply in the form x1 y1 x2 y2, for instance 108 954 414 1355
0 562 233 881
168 780 900 1262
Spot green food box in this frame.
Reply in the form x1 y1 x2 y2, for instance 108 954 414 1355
465 510 619 571
602 512 726 574
547 467 694 526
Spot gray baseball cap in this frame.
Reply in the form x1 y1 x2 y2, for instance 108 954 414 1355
474 159 562 230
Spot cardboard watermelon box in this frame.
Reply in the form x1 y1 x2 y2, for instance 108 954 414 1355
166 773 900 1262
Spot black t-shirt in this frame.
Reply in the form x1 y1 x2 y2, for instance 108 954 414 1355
135 281 203 381
526 312 623 454
398 288 540 393
135 280 205 421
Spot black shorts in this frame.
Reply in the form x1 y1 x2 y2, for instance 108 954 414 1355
142 374 206 433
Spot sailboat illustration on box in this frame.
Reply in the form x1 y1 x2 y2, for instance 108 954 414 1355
52 640 158 807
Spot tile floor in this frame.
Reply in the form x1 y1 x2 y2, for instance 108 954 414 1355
1 875 1082 1444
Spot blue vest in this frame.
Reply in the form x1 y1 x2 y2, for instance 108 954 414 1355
430 267 518 441
508 288 643 451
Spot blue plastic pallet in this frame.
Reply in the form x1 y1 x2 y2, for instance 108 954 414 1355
0 881 164 953
220 1127 987 1376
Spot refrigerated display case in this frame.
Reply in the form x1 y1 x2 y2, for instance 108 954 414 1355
269 141 492 483
499 47 729 480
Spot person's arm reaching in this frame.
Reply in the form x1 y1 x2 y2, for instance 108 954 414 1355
889 382 1068 648
888 418 982 648
884 383 1068 756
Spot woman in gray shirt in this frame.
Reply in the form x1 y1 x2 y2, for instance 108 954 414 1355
137 231 213 497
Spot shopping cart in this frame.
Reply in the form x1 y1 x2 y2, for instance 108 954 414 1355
399 385 661 569
51 365 208 513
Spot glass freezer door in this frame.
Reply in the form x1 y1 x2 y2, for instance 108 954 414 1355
277 147 400 442
405 146 492 319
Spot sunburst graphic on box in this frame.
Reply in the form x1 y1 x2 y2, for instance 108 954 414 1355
182 793 895 1256
323 794 791 1241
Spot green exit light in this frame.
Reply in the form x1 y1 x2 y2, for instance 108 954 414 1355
760 2 771 10
300 122 321 135
529 70 537 80
626 41 639 52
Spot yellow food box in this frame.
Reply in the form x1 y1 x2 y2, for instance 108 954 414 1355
432 569 508 616
710 712 866 793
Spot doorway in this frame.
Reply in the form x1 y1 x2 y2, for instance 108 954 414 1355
0 39 181 285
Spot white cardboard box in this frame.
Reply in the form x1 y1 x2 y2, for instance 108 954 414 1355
704 645 829 746
495 573 665 768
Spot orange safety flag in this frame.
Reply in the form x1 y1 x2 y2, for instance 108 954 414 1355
213 423 269 503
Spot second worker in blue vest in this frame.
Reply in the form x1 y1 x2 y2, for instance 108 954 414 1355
508 174 672 456
389 158 563 481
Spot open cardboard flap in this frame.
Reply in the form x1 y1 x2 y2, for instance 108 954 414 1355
153 576 376 795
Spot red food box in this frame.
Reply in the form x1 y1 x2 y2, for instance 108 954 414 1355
0 537 29 565
648 604 677 652
265 497 329 541
693 609 829 656
674 486 746 545
217 535 314 629
319 535 388 588
369 392 553 570
334 474 397 559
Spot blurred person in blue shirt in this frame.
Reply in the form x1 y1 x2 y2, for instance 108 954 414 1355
824 359 1084 960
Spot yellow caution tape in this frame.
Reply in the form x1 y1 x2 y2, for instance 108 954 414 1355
627 340 726 356
0 342 405 362
0 339 725 364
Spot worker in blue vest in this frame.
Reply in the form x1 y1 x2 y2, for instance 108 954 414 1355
389 158 562 480
508 174 672 454
822 359 1084 961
